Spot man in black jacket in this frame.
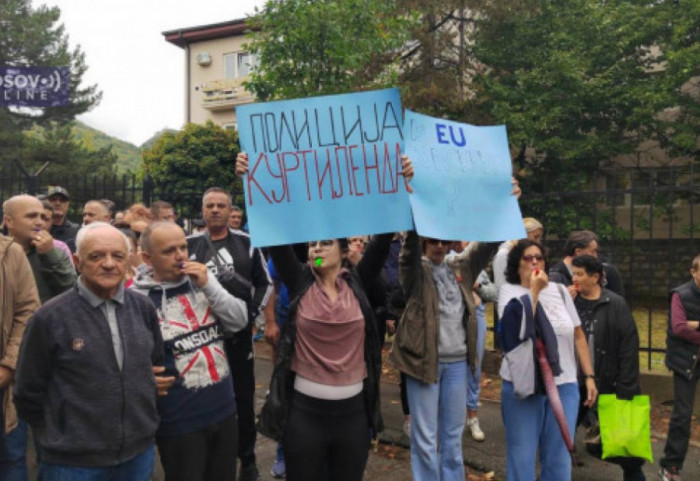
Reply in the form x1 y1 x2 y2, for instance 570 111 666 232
549 230 624 299
188 188 272 481
46 186 79 248
14 222 173 480
659 253 700 481
571 255 645 481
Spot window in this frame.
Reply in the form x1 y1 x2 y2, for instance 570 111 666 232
224 52 258 79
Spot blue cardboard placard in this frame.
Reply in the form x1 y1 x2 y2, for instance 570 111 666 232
237 88 413 247
404 110 526 241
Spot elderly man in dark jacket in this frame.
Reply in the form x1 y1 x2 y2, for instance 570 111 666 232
14 222 173 480
571 255 645 481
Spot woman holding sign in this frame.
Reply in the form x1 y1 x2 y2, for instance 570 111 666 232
236 153 412 481
389 179 520 481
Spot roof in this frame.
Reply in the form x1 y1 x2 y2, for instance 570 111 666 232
163 18 251 48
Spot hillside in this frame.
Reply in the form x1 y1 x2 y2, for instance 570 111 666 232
71 121 142 174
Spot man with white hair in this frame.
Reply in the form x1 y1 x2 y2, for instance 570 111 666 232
14 222 173 480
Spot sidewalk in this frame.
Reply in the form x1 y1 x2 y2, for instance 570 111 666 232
252 344 700 481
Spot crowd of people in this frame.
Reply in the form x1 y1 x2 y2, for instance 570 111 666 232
0 156 697 481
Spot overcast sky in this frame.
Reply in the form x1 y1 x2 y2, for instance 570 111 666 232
35 0 265 146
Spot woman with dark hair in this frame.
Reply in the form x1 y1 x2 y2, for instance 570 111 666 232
571 255 645 481
236 152 413 481
498 239 597 481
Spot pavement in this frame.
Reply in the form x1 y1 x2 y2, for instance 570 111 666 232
251 344 700 481
25 344 700 480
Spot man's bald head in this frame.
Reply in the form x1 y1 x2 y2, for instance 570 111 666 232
3 195 42 219
3 195 46 247
140 221 185 254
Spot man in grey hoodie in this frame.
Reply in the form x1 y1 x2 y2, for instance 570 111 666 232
134 221 248 481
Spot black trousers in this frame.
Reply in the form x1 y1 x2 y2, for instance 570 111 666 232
661 371 699 471
157 413 238 481
225 332 257 467
283 391 370 481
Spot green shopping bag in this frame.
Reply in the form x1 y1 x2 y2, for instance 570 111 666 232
597 394 654 462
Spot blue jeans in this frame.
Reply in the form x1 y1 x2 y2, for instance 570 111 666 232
38 445 154 481
0 417 28 481
406 360 467 481
501 381 579 481
467 304 487 411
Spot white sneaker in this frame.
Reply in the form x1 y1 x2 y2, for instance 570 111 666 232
403 419 411 439
467 417 485 441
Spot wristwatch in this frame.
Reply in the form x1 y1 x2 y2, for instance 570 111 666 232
583 373 596 380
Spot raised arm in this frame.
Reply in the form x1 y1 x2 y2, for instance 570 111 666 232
356 233 393 288
399 230 423 298
269 244 306 294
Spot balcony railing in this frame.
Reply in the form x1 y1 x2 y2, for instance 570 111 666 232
200 78 254 111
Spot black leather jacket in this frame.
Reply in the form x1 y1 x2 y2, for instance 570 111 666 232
257 234 392 442
574 288 641 398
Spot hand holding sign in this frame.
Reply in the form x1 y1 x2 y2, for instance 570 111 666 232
236 89 414 247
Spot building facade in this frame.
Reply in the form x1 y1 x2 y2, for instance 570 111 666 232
163 19 256 130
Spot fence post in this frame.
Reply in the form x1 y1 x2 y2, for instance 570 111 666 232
142 174 154 206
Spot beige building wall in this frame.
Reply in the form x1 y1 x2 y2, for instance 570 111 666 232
187 35 256 128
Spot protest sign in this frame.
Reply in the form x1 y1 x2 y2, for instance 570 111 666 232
237 88 413 247
404 110 525 241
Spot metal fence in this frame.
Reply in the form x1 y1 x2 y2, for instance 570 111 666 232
520 164 699 369
1 162 699 369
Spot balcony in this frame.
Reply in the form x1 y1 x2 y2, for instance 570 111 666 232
200 78 254 111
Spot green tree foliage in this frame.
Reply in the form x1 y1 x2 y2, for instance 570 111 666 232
397 0 481 120
0 0 101 128
468 0 699 191
1 0 101 181
23 123 117 178
141 121 241 197
245 0 417 101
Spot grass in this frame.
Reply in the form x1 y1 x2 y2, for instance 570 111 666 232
482 303 670 373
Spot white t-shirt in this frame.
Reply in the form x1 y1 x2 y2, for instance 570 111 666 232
498 282 581 386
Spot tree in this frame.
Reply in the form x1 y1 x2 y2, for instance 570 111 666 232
245 0 417 101
468 0 699 191
397 0 483 120
0 0 101 172
141 121 242 205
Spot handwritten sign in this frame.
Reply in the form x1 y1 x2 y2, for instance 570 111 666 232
404 110 525 241
237 89 413 247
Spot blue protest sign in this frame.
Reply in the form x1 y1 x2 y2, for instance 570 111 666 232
237 89 413 247
0 67 70 107
404 110 526 241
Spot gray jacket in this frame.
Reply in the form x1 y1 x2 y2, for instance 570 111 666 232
14 286 164 467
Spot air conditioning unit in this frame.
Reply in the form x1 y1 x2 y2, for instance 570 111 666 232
195 52 212 66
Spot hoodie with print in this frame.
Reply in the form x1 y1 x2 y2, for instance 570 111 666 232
132 270 248 437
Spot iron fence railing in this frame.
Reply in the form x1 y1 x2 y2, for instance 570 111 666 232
2 162 698 369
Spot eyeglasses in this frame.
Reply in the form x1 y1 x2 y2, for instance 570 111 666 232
426 239 450 246
522 254 544 262
308 240 335 249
